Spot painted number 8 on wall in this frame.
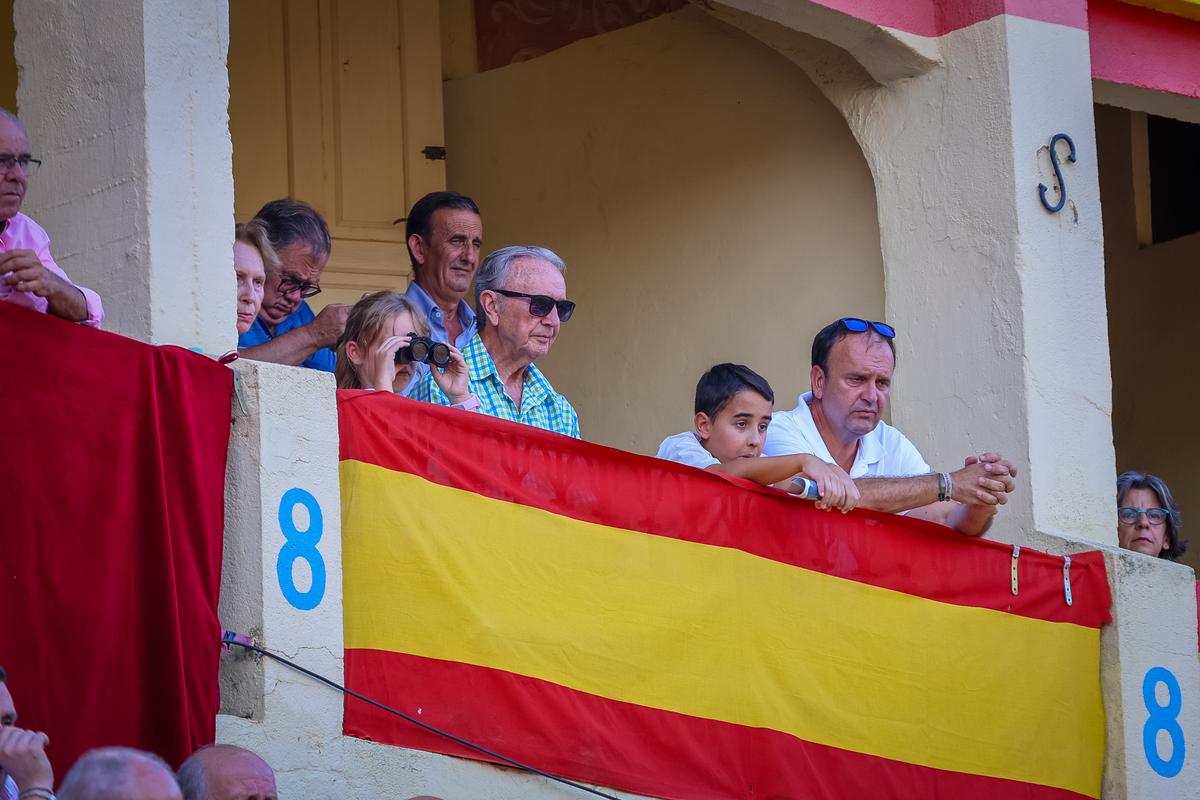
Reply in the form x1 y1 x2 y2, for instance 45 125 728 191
277 487 327 611
1143 666 1185 778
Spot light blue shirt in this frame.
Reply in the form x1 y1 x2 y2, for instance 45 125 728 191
402 281 477 349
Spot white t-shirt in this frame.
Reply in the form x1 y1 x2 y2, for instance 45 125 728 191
655 431 720 469
762 392 931 478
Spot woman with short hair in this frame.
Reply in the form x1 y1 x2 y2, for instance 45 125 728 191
1116 471 1185 561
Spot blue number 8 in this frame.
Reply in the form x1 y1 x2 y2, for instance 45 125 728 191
276 488 326 611
1143 667 1185 778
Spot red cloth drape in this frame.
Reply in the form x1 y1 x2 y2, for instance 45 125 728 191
0 302 231 780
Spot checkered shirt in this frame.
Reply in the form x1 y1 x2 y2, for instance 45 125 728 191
410 332 581 439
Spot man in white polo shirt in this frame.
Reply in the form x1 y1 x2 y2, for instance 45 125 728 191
763 318 1016 536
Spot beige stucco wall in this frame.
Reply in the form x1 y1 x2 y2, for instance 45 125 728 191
443 7 885 453
1097 102 1200 572
14 0 236 354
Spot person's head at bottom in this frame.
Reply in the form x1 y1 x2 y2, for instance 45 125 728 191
1116 471 1185 561
693 363 775 463
57 747 181 800
177 744 277 800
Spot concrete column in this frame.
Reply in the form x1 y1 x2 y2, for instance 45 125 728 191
13 0 235 353
711 3 1115 546
857 15 1116 546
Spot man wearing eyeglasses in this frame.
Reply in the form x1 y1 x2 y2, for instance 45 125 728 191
0 110 104 327
411 245 579 437
237 198 351 372
763 318 1016 536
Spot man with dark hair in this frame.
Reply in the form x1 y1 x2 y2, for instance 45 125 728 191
763 318 1016 535
402 192 481 346
237 198 350 372
177 744 276 800
655 363 857 510
0 668 54 800
57 748 180 800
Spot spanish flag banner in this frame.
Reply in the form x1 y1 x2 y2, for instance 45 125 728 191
340 391 1111 800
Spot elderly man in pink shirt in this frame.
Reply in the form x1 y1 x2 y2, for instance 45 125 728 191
0 109 103 327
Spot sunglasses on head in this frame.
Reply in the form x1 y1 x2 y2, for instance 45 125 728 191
838 317 896 338
495 290 576 322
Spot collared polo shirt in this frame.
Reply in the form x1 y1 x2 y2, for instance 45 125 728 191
402 280 477 349
410 332 580 438
0 212 104 327
762 392 930 478
237 300 336 373
400 281 478 397
656 431 720 469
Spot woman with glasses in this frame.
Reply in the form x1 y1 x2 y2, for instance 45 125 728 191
1116 471 1185 560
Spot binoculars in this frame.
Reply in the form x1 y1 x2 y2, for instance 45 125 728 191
396 334 451 368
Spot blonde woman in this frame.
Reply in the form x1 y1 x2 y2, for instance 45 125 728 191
234 220 278 335
336 290 475 409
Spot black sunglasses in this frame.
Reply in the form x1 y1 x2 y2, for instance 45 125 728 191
838 317 895 338
495 290 575 322
278 276 322 299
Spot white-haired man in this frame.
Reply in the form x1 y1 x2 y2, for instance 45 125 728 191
0 109 103 327
177 744 277 800
57 747 180 800
411 245 579 438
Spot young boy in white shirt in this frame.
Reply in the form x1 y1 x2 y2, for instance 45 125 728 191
656 363 859 512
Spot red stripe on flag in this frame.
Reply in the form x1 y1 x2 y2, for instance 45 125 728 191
338 391 1111 628
344 648 1092 800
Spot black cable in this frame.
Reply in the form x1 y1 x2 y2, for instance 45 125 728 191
223 639 622 800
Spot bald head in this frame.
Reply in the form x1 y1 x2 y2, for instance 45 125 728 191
177 745 276 800
58 747 181 800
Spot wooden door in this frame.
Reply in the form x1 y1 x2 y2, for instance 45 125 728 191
229 0 445 310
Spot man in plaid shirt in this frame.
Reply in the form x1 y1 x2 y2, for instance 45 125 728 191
411 245 580 438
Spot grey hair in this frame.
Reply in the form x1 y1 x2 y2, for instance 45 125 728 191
175 748 208 800
58 747 177 800
474 246 566 333
252 198 332 260
176 743 269 800
0 108 27 140
1117 471 1185 561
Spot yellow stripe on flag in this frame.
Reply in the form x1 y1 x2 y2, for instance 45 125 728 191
342 460 1104 797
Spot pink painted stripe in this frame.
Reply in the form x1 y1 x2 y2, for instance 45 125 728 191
804 0 1087 37
1090 0 1200 99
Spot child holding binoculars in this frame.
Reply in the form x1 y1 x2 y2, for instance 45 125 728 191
335 290 477 409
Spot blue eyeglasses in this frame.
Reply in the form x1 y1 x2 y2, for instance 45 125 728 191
838 318 896 338
1118 507 1169 525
